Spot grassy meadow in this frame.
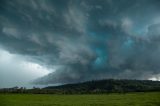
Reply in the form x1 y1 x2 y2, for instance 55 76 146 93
0 92 160 106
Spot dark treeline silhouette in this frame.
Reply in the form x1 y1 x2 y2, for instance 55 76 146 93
0 79 160 94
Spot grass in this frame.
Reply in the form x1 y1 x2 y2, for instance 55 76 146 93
0 92 160 106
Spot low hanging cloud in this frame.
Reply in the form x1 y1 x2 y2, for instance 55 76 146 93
0 0 160 85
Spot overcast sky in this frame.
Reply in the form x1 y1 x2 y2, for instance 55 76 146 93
0 0 160 88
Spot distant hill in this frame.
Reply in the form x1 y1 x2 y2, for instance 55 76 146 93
44 79 160 94
1 79 160 94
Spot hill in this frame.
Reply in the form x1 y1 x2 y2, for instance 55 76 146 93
1 79 160 94
44 79 160 94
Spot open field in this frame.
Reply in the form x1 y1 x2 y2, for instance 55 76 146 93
0 92 160 106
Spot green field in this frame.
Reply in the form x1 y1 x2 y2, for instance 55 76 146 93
0 92 160 106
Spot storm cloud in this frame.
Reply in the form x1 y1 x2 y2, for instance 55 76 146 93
0 0 160 85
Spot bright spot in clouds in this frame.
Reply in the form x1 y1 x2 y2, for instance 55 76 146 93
21 62 50 77
148 74 160 81
0 48 51 88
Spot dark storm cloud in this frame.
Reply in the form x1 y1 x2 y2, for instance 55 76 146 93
0 0 160 84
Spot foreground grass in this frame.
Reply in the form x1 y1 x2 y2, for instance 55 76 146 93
0 92 160 106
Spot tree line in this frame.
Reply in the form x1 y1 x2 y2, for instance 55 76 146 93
0 79 160 94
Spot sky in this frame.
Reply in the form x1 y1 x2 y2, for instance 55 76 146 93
0 0 160 88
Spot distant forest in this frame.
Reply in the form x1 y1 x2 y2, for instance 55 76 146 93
0 79 160 94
